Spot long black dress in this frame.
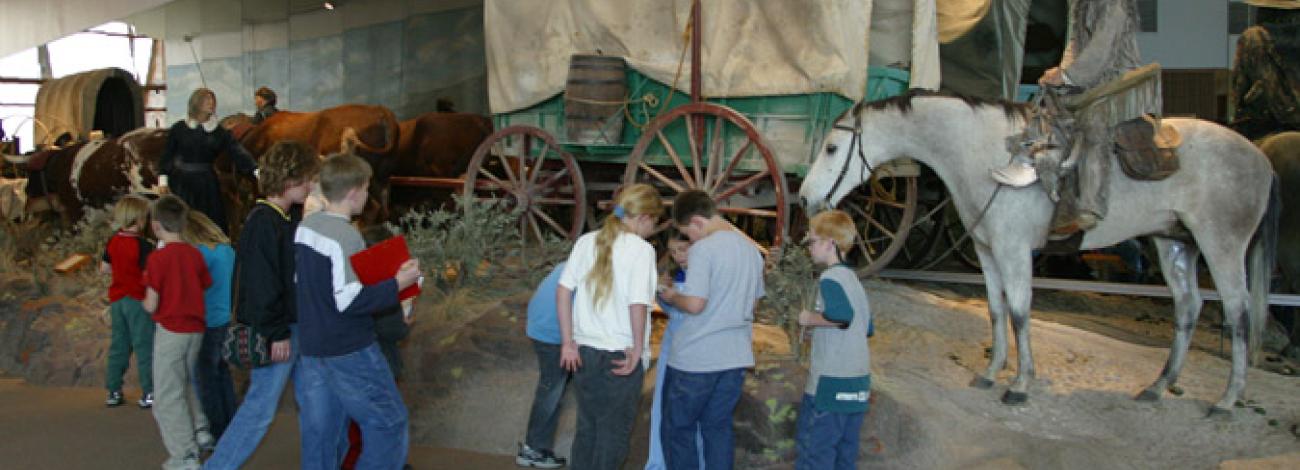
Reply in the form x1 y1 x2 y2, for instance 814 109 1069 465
160 120 258 233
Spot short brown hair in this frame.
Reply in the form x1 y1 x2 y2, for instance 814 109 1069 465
259 141 320 196
671 190 716 226
111 194 151 231
187 88 216 120
151 195 189 234
808 209 857 253
255 87 277 106
318 153 372 203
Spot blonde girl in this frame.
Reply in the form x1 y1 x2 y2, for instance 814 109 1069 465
556 183 663 469
182 210 239 442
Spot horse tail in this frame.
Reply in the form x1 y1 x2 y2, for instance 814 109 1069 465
1247 173 1281 365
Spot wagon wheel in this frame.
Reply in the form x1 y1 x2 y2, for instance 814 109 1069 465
462 125 586 243
836 171 918 277
886 169 947 269
622 102 789 249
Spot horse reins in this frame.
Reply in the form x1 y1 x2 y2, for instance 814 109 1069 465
823 112 874 206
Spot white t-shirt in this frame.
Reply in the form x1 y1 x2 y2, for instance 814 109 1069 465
559 230 657 362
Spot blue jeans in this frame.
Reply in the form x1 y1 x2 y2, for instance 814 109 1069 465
203 325 302 470
195 326 237 440
646 320 704 470
525 339 572 452
795 394 865 470
572 346 643 470
298 343 408 470
661 367 745 470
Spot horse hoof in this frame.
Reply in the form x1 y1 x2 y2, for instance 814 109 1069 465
1134 389 1161 402
970 377 995 389
1206 406 1233 420
1001 390 1029 406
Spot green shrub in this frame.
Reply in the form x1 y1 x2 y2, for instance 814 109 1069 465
388 194 522 291
759 243 819 361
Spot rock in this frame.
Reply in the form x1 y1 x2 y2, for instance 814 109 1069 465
734 358 805 467
0 292 112 388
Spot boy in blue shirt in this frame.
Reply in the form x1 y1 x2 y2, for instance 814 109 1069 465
795 210 874 470
517 261 571 469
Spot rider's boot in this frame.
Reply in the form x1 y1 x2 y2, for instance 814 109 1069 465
1050 210 1101 237
992 157 1039 187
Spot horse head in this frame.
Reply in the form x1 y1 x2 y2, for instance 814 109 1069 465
799 102 880 213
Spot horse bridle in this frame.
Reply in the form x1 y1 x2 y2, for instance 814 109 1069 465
823 113 874 205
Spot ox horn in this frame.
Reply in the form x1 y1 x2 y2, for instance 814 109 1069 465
2 152 29 165
340 127 360 155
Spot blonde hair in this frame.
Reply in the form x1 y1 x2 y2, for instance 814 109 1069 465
587 183 664 308
809 210 857 253
318 152 372 202
111 194 151 231
182 210 230 248
187 88 217 121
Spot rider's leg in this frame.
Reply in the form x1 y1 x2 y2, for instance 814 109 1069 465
1075 124 1109 229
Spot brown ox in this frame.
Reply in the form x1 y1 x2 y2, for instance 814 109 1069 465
222 104 400 224
388 112 493 215
13 128 166 225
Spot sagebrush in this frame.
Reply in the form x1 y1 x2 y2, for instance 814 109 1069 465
759 243 820 361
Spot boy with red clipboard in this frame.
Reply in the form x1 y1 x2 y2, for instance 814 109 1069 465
293 154 421 470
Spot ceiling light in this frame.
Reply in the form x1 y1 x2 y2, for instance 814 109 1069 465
323 2 335 10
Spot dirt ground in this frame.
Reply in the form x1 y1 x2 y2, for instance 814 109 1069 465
2 275 1298 469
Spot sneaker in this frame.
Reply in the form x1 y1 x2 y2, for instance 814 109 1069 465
991 161 1038 187
138 393 154 409
516 444 566 469
180 451 202 470
196 429 216 453
105 390 124 407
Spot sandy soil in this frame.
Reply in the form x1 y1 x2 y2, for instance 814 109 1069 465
863 279 1300 469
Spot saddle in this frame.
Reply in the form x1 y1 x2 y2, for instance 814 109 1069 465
1114 114 1182 180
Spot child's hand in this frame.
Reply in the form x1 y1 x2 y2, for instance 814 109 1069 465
611 346 641 376
395 259 420 289
270 339 291 363
560 340 582 372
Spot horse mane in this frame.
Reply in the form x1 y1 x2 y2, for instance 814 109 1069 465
852 88 1029 122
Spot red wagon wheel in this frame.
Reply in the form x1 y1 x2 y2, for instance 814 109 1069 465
622 102 789 249
462 125 586 242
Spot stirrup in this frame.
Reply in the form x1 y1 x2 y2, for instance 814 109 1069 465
992 162 1039 187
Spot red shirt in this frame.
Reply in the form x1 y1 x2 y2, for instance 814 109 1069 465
144 241 212 333
103 230 153 302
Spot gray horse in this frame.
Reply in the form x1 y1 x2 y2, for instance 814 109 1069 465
799 90 1279 416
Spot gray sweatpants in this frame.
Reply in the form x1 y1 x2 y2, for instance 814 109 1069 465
152 328 208 470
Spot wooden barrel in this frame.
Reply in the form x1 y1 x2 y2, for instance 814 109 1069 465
565 55 627 144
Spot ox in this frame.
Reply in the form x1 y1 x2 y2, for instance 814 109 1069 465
222 104 400 224
388 112 493 215
9 128 165 225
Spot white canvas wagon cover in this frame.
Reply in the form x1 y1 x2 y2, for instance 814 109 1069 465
484 0 944 114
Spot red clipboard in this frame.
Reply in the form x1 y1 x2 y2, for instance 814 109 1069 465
349 235 420 301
